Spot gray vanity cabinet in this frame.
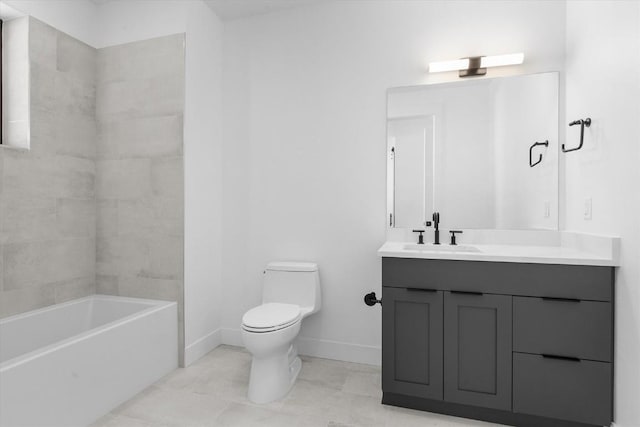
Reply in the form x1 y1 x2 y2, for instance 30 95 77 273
381 257 615 427
443 292 512 411
382 287 443 400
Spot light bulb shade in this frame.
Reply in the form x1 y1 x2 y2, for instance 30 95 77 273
480 53 524 68
428 58 470 73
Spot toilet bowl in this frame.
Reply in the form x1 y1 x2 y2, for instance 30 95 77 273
241 262 321 404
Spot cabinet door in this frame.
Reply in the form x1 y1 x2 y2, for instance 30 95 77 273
444 292 512 410
382 287 443 400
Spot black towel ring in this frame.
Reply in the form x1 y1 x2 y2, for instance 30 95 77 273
529 140 549 167
563 118 591 153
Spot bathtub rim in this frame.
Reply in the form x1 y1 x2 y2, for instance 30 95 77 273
0 294 177 372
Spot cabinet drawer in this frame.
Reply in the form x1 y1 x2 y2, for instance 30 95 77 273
382 258 614 301
513 352 612 426
513 297 612 362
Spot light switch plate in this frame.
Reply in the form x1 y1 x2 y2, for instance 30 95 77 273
544 201 551 218
584 197 593 220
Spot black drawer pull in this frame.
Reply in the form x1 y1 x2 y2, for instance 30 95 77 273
451 290 483 296
542 296 581 303
542 354 581 362
406 287 437 293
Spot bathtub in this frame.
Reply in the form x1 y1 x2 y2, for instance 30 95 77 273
0 295 178 427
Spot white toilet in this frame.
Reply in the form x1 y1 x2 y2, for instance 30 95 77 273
241 261 321 404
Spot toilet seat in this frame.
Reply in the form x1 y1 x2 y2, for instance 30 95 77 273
242 303 301 333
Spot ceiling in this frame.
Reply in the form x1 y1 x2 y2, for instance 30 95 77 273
204 0 323 21
89 0 323 21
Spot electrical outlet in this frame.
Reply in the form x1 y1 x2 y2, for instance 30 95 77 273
584 197 592 220
544 201 551 218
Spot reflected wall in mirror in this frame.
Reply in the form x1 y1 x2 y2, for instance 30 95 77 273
387 72 559 231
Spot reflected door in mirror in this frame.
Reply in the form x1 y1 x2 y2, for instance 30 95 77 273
388 116 435 228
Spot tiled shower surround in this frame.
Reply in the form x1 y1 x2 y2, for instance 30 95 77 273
0 18 97 317
95 35 185 357
0 19 185 356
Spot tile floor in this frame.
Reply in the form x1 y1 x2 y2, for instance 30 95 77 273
92 345 504 427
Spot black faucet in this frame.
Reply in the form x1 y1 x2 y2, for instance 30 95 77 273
449 230 463 245
412 229 425 244
432 212 441 245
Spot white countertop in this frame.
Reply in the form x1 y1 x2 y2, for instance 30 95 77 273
378 231 620 267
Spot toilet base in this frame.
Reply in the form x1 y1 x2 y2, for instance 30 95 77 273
248 344 301 404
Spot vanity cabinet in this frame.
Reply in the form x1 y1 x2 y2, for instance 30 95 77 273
443 292 512 411
382 287 443 400
381 257 615 427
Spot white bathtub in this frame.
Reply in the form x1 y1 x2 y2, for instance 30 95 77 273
0 295 178 427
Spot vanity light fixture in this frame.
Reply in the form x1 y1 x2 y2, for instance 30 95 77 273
429 53 524 77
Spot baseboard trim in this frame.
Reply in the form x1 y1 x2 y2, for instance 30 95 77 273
220 327 243 347
184 328 222 366
219 328 381 366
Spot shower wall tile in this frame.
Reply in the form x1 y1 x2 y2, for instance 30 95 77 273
0 284 55 318
53 275 96 303
148 235 183 280
29 18 57 70
56 32 96 84
2 152 61 197
97 34 184 85
96 76 184 120
0 196 58 244
96 274 118 295
151 157 183 199
96 158 152 200
97 115 183 159
0 18 97 318
0 150 4 195
54 276 96 303
95 34 185 363
117 197 183 237
2 151 95 199
56 198 96 238
97 199 118 237
96 238 117 277
116 236 152 277
0 245 3 291
55 113 97 159
29 63 57 115
3 238 95 290
117 276 181 302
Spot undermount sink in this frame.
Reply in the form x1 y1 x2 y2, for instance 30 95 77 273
403 243 482 253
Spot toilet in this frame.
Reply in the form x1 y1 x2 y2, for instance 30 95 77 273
241 261 321 404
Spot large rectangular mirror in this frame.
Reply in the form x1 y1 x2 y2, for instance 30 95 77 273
387 72 559 230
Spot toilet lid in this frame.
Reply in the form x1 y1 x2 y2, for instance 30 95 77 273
242 303 301 330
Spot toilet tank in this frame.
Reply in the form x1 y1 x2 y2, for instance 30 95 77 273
262 262 321 316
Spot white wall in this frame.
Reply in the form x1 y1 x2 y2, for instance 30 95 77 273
493 72 559 230
564 2 640 426
221 0 566 364
182 2 223 366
